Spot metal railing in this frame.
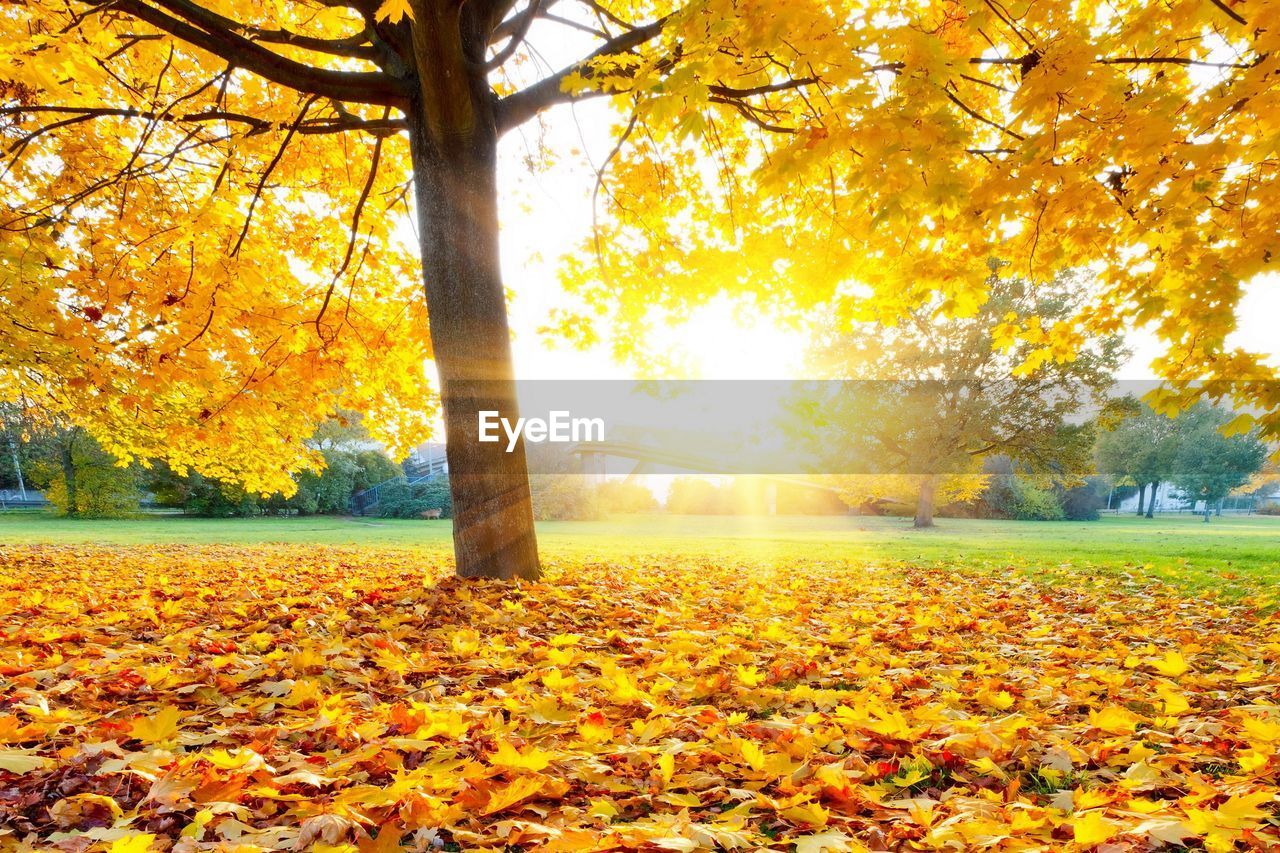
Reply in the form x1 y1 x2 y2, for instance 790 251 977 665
350 470 445 516
0 489 47 509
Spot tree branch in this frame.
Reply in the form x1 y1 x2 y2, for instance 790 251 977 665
538 12 609 39
241 27 377 61
231 94 319 256
707 77 818 98
490 0 562 43
1207 0 1248 26
1097 55 1259 69
316 109 388 340
118 0 380 60
483 0 542 71
944 90 1025 141
0 105 406 137
578 0 637 31
709 96 796 133
495 16 667 133
971 51 1260 71
98 0 406 106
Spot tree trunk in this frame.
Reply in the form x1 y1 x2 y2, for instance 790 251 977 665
6 432 25 500
913 475 938 528
60 434 77 517
1203 501 1211 522
1145 480 1157 518
404 6 540 579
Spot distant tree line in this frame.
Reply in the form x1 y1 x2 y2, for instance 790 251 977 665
1097 401 1268 521
0 409 403 518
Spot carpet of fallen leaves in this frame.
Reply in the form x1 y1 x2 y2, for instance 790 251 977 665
1 545 1279 853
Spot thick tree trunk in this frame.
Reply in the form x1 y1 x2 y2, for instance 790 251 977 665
913 475 938 528
1136 482 1146 516
404 7 539 579
1145 480 1157 518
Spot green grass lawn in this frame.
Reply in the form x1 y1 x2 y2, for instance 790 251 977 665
2 510 1277 599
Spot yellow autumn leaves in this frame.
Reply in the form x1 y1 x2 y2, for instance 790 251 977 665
0 544 1277 851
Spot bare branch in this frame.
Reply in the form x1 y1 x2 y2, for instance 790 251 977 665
944 89 1025 141
231 94 320 256
495 16 667 133
483 0 542 72
707 77 818 98
538 13 608 39
490 0 562 43
1208 0 1248 26
0 105 406 138
316 113 389 339
1097 55 1259 69
96 0 406 106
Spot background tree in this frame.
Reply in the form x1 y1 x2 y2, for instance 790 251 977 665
4 0 1278 576
798 266 1124 527
1095 402 1181 518
596 480 659 515
0 403 34 498
1170 404 1267 522
979 455 1109 521
353 450 403 493
1245 460 1280 507
665 477 729 516
28 427 142 517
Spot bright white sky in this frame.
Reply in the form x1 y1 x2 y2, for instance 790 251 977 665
493 99 813 381
472 19 1280 383
490 99 1280 382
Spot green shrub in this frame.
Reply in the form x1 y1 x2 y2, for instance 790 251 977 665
377 477 451 518
413 478 452 517
291 449 359 515
1010 480 1065 521
353 450 401 493
1057 476 1106 521
45 463 140 517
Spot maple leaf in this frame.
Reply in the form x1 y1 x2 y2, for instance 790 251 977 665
1089 705 1142 735
736 738 766 771
480 776 545 815
374 0 414 24
130 705 183 744
1152 650 1190 677
109 834 158 853
1072 811 1119 846
489 740 554 772
0 748 52 773
793 829 861 853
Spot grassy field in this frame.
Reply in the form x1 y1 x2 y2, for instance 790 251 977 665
2 510 1277 598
